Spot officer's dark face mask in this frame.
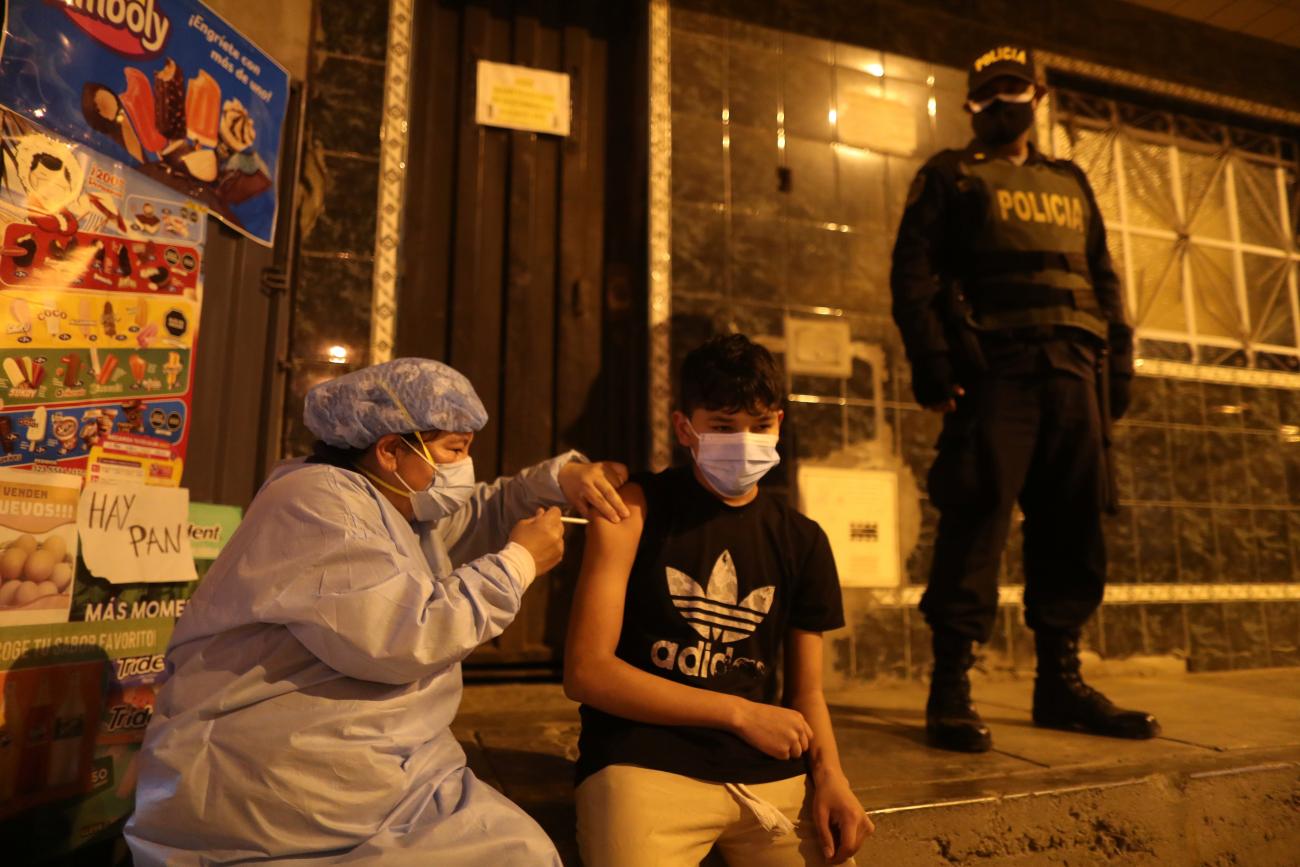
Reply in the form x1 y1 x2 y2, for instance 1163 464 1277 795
971 100 1035 146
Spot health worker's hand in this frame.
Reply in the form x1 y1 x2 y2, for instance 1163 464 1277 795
509 507 565 575
559 460 631 523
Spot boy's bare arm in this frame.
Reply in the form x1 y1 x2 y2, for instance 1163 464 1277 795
786 628 875 864
564 483 812 760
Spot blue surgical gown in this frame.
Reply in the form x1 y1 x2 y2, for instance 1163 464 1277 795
125 454 580 865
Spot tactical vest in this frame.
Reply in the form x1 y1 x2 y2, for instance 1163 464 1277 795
958 153 1108 340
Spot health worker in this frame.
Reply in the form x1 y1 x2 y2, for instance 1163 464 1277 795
126 357 629 865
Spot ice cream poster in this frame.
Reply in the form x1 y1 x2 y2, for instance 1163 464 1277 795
0 107 206 301
0 0 290 246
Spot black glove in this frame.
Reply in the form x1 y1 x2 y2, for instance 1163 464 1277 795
1109 373 1132 421
911 354 959 408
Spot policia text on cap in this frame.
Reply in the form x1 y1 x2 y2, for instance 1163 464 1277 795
889 45 1160 753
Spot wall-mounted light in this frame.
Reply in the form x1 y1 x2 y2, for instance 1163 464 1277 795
327 345 349 365
927 96 937 117
866 62 884 78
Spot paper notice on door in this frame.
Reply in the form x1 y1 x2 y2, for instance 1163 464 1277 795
77 483 197 584
798 467 900 588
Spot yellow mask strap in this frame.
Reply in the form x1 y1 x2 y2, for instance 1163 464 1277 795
376 381 437 467
361 467 411 499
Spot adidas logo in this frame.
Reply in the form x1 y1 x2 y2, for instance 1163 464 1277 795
667 550 774 643
652 551 774 679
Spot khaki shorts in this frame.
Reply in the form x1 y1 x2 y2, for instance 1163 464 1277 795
576 764 852 867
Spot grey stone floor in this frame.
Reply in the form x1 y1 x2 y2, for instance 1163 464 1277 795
454 667 1300 865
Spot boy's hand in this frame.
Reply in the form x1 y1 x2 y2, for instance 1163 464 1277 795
559 460 631 522
509 508 565 575
812 773 874 864
731 701 813 760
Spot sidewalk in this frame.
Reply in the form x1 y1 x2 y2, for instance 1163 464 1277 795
453 667 1300 865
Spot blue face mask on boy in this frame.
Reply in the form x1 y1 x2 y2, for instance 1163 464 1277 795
686 422 781 498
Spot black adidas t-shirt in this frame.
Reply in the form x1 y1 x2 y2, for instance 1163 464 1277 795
575 464 845 785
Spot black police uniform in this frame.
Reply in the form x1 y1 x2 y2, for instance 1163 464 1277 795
891 130 1158 751
892 139 1131 644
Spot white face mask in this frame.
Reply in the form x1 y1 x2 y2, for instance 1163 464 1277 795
686 421 780 498
395 437 476 522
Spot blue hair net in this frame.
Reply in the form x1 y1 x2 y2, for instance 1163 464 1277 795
304 358 489 449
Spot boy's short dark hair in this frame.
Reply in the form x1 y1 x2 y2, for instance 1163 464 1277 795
679 334 783 415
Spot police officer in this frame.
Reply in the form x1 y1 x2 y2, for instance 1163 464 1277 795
890 45 1160 752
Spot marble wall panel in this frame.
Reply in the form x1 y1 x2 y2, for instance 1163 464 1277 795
1142 603 1188 657
1165 379 1205 426
729 125 784 218
1127 425 1172 502
1100 604 1144 659
1173 507 1214 584
1135 506 1178 584
1186 603 1231 672
1168 428 1212 503
1125 375 1167 423
671 29 725 120
317 0 388 59
728 214 787 302
1104 506 1138 584
726 43 782 129
850 605 908 679
1206 430 1249 506
672 113 726 206
307 55 385 156
1264 600 1300 666
1223 601 1271 669
1252 508 1293 583
1211 508 1257 582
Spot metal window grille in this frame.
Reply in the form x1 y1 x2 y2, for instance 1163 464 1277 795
1047 89 1300 370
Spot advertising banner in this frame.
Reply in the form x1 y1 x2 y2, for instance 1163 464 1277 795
0 107 200 480
0 500 240 858
0 0 290 246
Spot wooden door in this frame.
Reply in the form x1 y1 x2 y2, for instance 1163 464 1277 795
398 0 648 673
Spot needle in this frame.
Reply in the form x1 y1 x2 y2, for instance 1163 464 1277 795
560 516 589 525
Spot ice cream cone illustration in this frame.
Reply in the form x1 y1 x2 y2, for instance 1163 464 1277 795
27 358 44 389
102 302 117 339
42 309 63 339
164 352 182 389
78 299 96 341
10 301 32 343
27 406 46 452
97 353 118 386
3 358 27 389
129 353 146 389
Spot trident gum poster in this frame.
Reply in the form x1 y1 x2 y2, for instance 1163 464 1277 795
0 0 290 246
0 108 199 482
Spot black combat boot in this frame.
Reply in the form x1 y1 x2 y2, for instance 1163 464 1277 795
926 630 993 753
1031 629 1161 738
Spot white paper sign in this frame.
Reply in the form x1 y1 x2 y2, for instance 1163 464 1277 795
785 316 853 378
476 60 571 135
798 467 900 588
78 483 197 584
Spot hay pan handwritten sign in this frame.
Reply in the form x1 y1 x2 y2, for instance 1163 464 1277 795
78 483 197 584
